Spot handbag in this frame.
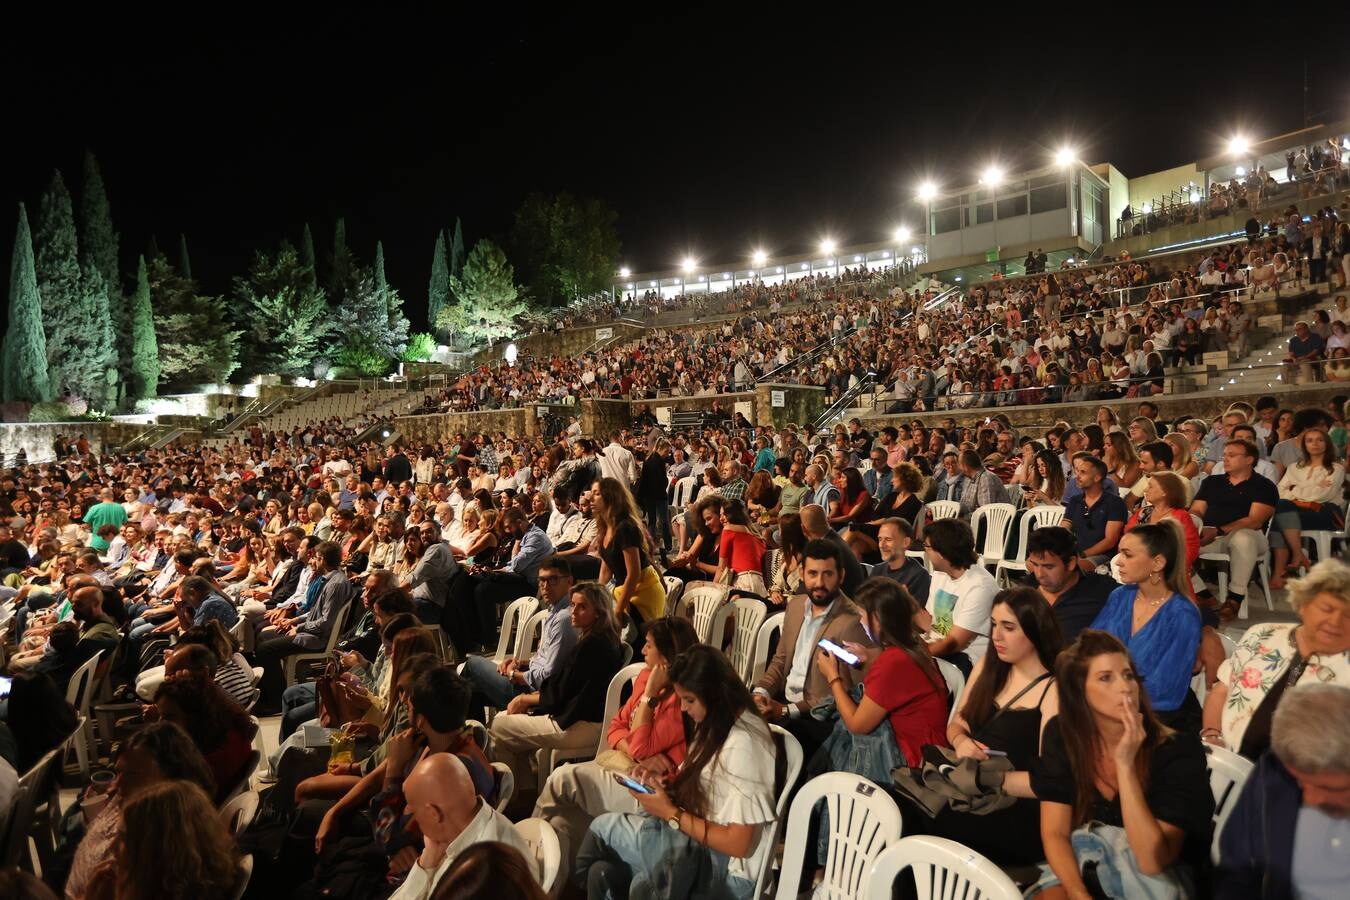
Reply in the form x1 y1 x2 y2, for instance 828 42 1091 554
594 748 638 772
316 658 373 727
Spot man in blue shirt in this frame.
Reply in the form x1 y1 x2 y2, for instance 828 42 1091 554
446 508 555 654
805 464 841 519
862 447 893 502
459 555 578 713
1064 453 1127 570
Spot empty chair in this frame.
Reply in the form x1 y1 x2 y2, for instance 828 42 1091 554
661 575 684 617
864 835 1021 900
711 595 768 684
750 611 785 686
492 597 540 665
679 582 731 644
775 772 903 900
995 505 1065 585
935 658 966 723
219 791 261 837
65 650 105 779
1206 744 1254 864
970 503 1017 570
513 817 562 896
515 609 549 661
925 500 961 524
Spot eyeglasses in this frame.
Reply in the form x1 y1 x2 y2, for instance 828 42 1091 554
537 575 570 585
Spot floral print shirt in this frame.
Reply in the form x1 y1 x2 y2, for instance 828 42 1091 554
1215 622 1350 750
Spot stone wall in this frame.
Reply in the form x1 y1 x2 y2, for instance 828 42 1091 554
467 322 647 368
392 408 534 445
0 422 113 463
581 399 634 441
753 384 827 429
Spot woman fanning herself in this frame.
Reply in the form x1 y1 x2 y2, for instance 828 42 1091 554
1089 521 1202 731
578 645 778 900
534 617 699 881
932 587 1063 866
1029 631 1213 899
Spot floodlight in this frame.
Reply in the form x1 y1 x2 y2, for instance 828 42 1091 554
820 239 836 255
916 182 938 201
1142 202 1153 214
1190 191 1202 203
1235 166 1246 177
1228 136 1250 156
980 166 1004 186
1054 147 1076 166
619 267 630 278
681 257 696 273
752 250 767 266
894 226 912 242
504 343 518 365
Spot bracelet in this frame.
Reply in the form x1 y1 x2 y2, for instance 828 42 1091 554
1200 727 1222 737
829 676 844 687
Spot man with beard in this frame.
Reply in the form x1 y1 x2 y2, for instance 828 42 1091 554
752 539 871 759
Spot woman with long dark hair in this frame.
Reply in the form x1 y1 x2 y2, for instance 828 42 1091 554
593 478 667 627
580 645 777 900
713 501 767 597
826 466 875 532
1269 425 1345 588
1028 631 1213 897
930 587 1063 865
534 617 699 880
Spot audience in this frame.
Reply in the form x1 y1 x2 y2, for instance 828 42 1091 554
919 518 997 677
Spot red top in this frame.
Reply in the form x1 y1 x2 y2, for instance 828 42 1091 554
719 528 766 575
1125 505 1200 569
206 726 256 804
864 647 950 767
606 668 687 765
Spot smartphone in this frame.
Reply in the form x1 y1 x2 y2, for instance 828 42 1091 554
613 773 655 795
817 638 861 668
984 749 1008 758
0 675 11 700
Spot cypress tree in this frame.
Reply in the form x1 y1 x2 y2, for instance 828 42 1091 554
2 204 53 404
374 241 388 295
449 218 465 278
78 151 124 363
300 222 317 290
178 233 192 280
427 230 449 333
33 171 89 400
330 218 352 298
127 255 159 400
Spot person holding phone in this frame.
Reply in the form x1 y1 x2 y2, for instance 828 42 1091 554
579 645 778 900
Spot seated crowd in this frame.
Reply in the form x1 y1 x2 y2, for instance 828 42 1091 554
2 388 1349 900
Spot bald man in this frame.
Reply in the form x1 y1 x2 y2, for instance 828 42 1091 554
798 504 867 594
389 753 533 900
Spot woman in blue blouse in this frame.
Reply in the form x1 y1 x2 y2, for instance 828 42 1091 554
1089 521 1202 730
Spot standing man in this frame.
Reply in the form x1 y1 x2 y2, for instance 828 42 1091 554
598 431 638 485
84 488 127 553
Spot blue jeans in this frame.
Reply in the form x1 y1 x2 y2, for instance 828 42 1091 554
579 812 752 900
281 682 318 740
461 654 526 710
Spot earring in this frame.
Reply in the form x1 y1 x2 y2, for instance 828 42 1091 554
1150 571 1161 584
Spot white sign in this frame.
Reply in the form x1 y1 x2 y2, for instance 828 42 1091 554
536 407 548 417
596 327 613 340
771 390 785 408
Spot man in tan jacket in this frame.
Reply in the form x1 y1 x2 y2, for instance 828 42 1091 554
753 538 872 760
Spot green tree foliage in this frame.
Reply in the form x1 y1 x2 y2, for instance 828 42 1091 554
427 230 449 331
32 170 118 408
234 243 331 377
2 204 52 404
438 239 525 344
127 255 159 400
147 254 240 386
510 192 620 305
333 266 409 363
401 332 436 362
78 152 124 362
333 345 389 376
301 222 317 290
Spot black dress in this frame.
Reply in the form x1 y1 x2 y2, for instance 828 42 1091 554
928 678 1054 866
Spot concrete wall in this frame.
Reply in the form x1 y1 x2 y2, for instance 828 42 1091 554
393 408 535 445
1126 162 1203 210
754 384 827 429
467 322 647 368
581 399 634 441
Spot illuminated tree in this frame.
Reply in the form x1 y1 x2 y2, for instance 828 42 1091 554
2 204 52 404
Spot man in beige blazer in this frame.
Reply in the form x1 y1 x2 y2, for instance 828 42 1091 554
753 538 873 760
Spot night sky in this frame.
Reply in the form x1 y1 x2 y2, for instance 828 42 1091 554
3 9 1348 330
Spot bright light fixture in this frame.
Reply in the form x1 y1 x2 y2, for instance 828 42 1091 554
1142 202 1153 214
820 239 836 255
619 267 631 278
894 226 912 242
880 251 890 258
1190 191 1202 203
504 342 518 365
681 257 696 273
1228 136 1250 156
801 264 809 270
775 266 783 273
911 246 922 255
752 250 767 266
1054 147 1076 166
917 181 938 201
1235 166 1246 177
980 165 1004 186
853 255 862 262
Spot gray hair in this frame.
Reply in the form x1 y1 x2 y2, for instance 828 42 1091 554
1272 683 1350 774
1286 558 1350 614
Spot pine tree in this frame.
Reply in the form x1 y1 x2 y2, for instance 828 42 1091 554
33 170 96 401
329 218 352 298
334 265 408 364
300 222 317 290
234 243 331 377
439 239 525 344
427 230 449 334
2 204 52 404
78 152 124 368
147 254 239 386
127 255 159 400
178 234 192 280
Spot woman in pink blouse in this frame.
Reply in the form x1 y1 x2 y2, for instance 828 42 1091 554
532 617 699 879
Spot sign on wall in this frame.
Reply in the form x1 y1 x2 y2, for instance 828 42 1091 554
770 390 785 408
596 327 613 340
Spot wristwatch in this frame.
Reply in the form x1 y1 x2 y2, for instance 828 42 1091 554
666 810 682 831
646 695 661 710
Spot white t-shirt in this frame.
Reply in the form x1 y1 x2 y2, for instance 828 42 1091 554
702 711 779 885
925 565 997 662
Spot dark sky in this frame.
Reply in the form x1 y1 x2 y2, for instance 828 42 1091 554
3 9 1348 330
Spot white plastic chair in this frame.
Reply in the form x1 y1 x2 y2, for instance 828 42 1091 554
994 505 1065 585
661 575 684 617
864 835 1021 900
492 761 516 813
750 611 785 686
680 582 731 645
536 662 644 785
970 503 1017 570
1195 514 1274 619
1207 744 1254 865
64 650 104 779
1301 518 1348 571
925 500 961 523
229 854 254 900
219 790 260 837
1191 631 1238 705
775 772 903 900
711 595 768 683
516 609 549 662
514 817 562 896
492 596 539 664
752 724 804 900
283 599 354 686
936 658 966 723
